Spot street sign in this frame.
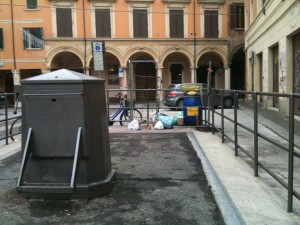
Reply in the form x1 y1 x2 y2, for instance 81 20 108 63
118 67 124 77
92 42 104 71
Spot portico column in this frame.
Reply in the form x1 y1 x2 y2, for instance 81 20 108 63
85 68 90 75
120 66 128 89
41 68 51 74
190 67 196 83
224 65 231 90
12 69 20 85
156 67 163 100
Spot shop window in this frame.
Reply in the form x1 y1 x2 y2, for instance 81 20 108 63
56 8 73 37
22 28 43 49
133 9 148 38
204 10 218 38
0 28 3 50
95 9 111 37
170 10 184 38
108 65 119 85
27 0 37 9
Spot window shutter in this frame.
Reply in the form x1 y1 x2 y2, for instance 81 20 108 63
133 9 148 38
57 8 73 37
211 11 218 38
96 9 111 37
0 28 3 49
205 10 218 38
170 10 183 38
230 4 236 29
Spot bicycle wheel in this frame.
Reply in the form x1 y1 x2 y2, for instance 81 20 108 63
120 109 142 126
10 117 22 141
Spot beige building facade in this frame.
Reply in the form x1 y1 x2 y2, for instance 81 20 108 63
244 0 300 115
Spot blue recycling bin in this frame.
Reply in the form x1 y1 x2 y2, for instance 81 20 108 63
183 93 202 126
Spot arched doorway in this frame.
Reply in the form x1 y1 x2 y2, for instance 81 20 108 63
90 53 121 85
230 49 245 91
162 52 191 88
129 53 156 101
50 52 83 73
170 64 183 84
197 52 224 88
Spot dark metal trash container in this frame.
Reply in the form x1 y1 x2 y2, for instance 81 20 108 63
17 69 116 199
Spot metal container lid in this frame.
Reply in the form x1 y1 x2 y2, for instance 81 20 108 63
21 69 103 84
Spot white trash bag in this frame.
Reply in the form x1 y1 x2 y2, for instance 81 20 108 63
128 119 140 131
154 121 164 130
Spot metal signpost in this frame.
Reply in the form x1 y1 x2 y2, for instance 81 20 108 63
92 42 104 71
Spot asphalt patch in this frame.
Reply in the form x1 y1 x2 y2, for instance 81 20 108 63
0 132 225 225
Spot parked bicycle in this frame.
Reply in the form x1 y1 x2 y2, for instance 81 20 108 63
10 93 22 141
108 93 142 126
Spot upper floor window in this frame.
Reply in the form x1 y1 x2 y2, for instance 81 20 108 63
133 9 148 38
204 10 218 38
230 4 244 29
170 10 184 38
22 28 43 49
27 0 37 9
95 9 111 37
0 28 3 50
56 8 73 37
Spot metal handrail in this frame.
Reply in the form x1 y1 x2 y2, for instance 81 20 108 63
208 89 300 213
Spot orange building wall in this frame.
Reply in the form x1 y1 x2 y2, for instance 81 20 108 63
152 1 166 38
114 0 130 38
0 0 51 70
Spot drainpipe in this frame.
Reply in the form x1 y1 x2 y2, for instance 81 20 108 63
193 0 196 83
82 0 87 74
10 0 16 72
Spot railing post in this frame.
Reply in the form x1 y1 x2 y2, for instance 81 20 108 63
147 89 149 122
221 90 225 143
288 94 295 212
212 89 215 134
5 94 9 145
234 91 238 156
253 92 258 177
106 90 110 122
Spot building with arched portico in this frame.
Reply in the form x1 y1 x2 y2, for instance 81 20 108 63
0 0 245 102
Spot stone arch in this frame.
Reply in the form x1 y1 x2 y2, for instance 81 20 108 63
160 47 193 68
197 46 227 66
123 47 158 65
228 43 245 64
86 46 123 69
46 46 84 69
160 49 193 87
196 49 226 88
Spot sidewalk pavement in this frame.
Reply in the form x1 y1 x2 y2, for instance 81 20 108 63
0 104 300 225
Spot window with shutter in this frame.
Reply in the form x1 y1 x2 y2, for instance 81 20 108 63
230 4 244 29
0 28 3 49
133 9 148 38
27 0 37 9
204 10 218 38
22 28 43 49
56 8 73 37
96 9 111 37
170 10 184 38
